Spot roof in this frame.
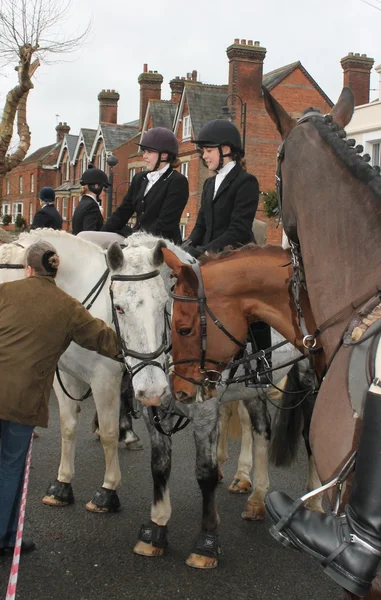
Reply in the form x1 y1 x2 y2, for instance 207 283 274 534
149 101 178 129
101 124 139 151
123 118 139 127
23 142 59 164
66 134 79 160
81 129 97 154
263 61 333 106
184 83 228 138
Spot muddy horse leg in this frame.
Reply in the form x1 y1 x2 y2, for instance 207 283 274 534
228 400 253 494
186 398 220 569
241 395 271 521
217 403 232 481
133 409 172 557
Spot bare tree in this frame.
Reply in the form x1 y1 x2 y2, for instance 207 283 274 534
0 0 89 184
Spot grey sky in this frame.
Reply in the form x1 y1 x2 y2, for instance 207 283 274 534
1 0 380 154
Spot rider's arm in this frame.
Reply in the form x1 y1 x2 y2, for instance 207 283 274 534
82 202 103 232
101 174 140 233
148 174 189 237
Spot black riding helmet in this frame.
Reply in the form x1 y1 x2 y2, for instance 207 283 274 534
80 165 109 196
138 127 178 171
192 119 244 171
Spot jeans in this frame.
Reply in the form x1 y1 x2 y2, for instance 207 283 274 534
0 420 34 548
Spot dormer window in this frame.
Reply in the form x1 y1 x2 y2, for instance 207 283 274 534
182 115 192 140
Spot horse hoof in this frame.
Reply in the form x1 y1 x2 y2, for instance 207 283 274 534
217 469 224 482
86 488 121 513
186 553 218 569
228 478 252 494
42 481 74 507
125 440 144 451
133 541 165 557
241 502 265 521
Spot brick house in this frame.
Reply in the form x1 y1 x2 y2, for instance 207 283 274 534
1 41 374 243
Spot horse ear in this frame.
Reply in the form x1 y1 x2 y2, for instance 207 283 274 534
152 239 167 267
107 242 124 271
162 247 199 292
162 247 185 276
262 85 295 139
330 87 354 129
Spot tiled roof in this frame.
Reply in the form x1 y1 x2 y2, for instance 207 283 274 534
66 134 79 160
23 143 59 164
150 101 178 129
185 83 228 138
81 129 97 154
123 118 139 127
101 124 139 151
263 61 333 106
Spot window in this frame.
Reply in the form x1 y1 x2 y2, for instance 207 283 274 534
72 196 77 214
62 197 68 220
19 176 23 194
12 202 23 223
56 197 60 213
180 224 186 240
372 143 381 168
182 115 192 140
81 155 87 175
99 148 106 172
30 173 35 193
1 203 10 217
129 167 136 182
65 159 70 181
29 202 33 223
180 162 189 179
6 179 10 195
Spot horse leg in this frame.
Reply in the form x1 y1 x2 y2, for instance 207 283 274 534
228 400 253 494
85 375 122 513
302 392 324 512
186 398 220 569
241 395 271 521
119 376 143 450
217 403 232 482
133 409 171 557
42 378 82 507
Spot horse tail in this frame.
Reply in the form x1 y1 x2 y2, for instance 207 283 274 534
269 362 306 467
228 401 242 441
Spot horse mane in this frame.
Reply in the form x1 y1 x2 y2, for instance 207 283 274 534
17 228 105 255
309 113 381 200
199 243 287 264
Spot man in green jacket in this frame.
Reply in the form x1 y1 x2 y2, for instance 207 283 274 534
0 242 121 555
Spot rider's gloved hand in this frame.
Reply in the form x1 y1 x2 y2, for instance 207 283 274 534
186 246 205 259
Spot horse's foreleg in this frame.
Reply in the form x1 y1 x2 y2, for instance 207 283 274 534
217 403 232 481
133 409 172 558
42 379 81 507
228 401 253 494
241 396 271 521
186 398 220 569
85 377 122 513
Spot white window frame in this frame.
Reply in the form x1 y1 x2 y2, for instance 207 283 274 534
81 155 87 175
180 161 189 179
179 223 186 240
1 203 10 217
56 197 60 213
129 167 136 182
99 148 106 172
29 202 33 223
182 115 192 140
12 202 23 223
6 179 10 195
19 176 23 194
72 196 76 214
62 197 68 220
65 159 70 182
30 173 35 193
372 142 381 168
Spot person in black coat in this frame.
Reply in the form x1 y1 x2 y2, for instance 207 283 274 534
30 187 62 230
72 166 108 235
78 128 189 249
184 119 271 384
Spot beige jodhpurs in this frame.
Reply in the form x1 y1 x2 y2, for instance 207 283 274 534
77 231 126 249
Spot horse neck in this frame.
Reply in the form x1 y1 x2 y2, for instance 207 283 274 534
286 125 381 359
202 249 304 350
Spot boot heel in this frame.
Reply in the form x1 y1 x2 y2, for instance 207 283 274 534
269 525 297 548
323 564 370 598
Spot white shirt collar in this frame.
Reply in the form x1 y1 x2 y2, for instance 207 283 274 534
216 160 236 177
146 163 170 183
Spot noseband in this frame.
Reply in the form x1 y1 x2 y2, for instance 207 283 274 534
170 261 246 387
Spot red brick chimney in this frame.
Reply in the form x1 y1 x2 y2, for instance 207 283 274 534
98 89 120 124
340 52 374 106
138 64 163 129
227 39 267 107
55 122 70 142
169 76 185 104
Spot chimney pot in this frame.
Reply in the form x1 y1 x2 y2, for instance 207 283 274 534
341 52 375 106
192 70 197 81
98 89 120 124
248 40 253 45
254 40 260 46
143 63 148 72
234 38 239 44
241 39 246 45
55 121 71 142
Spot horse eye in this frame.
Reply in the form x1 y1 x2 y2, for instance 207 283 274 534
115 305 125 315
178 327 192 336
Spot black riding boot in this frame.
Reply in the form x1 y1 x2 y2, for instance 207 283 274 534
265 390 381 597
249 321 272 385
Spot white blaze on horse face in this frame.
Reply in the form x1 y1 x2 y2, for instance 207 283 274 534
113 246 170 404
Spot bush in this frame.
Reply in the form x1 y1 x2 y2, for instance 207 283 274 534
14 214 27 230
263 190 280 218
2 214 11 226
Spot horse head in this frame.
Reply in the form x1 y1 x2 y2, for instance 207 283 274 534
107 238 170 407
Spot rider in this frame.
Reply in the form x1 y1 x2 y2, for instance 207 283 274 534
78 127 189 248
184 119 272 384
72 165 109 235
0 241 121 556
30 187 62 230
265 382 381 597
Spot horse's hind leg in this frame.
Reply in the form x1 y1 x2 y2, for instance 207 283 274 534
241 395 271 521
228 400 253 494
133 409 172 557
186 398 220 569
43 377 82 507
85 374 122 513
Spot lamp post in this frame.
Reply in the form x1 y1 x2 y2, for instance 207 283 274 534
106 153 118 218
221 94 247 154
